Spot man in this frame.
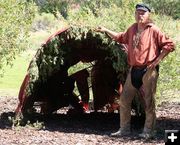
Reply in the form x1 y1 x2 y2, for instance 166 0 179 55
70 69 90 113
96 3 175 139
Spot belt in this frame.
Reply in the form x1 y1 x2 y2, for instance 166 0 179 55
132 65 147 69
132 65 159 72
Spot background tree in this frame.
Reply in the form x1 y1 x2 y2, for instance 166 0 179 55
144 0 180 19
0 0 36 76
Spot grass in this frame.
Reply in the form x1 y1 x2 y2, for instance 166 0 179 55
0 14 68 97
0 54 29 96
154 17 180 104
0 24 67 96
0 30 51 96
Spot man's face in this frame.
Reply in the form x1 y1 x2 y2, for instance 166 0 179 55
135 9 150 24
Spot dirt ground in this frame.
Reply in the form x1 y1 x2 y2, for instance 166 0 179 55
0 96 179 145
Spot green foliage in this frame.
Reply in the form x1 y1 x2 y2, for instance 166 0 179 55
31 12 57 31
33 0 124 19
33 0 180 20
159 48 180 90
156 43 180 104
0 0 36 76
67 0 142 31
33 0 70 18
144 0 180 19
151 14 180 104
26 26 128 96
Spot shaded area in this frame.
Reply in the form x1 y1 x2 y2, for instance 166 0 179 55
0 100 179 144
0 111 144 134
0 107 179 141
15 26 130 119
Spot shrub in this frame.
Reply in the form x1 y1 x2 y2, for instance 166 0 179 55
31 13 58 31
144 0 180 19
67 0 142 31
0 0 36 76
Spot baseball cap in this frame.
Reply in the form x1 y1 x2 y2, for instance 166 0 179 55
136 3 151 12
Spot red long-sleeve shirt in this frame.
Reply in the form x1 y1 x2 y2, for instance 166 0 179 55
114 23 175 66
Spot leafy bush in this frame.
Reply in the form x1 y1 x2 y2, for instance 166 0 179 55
67 0 142 31
33 0 69 18
0 0 36 76
144 0 180 19
25 26 128 99
31 13 58 31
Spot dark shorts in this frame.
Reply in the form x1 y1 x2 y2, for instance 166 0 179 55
131 65 159 89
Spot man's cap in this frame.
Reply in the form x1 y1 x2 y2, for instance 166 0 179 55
136 3 151 12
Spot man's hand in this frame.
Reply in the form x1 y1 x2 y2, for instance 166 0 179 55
95 26 119 40
94 26 107 33
147 58 161 69
147 49 170 69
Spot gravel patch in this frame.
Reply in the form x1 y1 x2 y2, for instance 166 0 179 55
0 96 179 145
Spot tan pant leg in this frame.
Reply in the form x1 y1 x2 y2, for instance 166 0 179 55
120 70 137 130
142 68 158 133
